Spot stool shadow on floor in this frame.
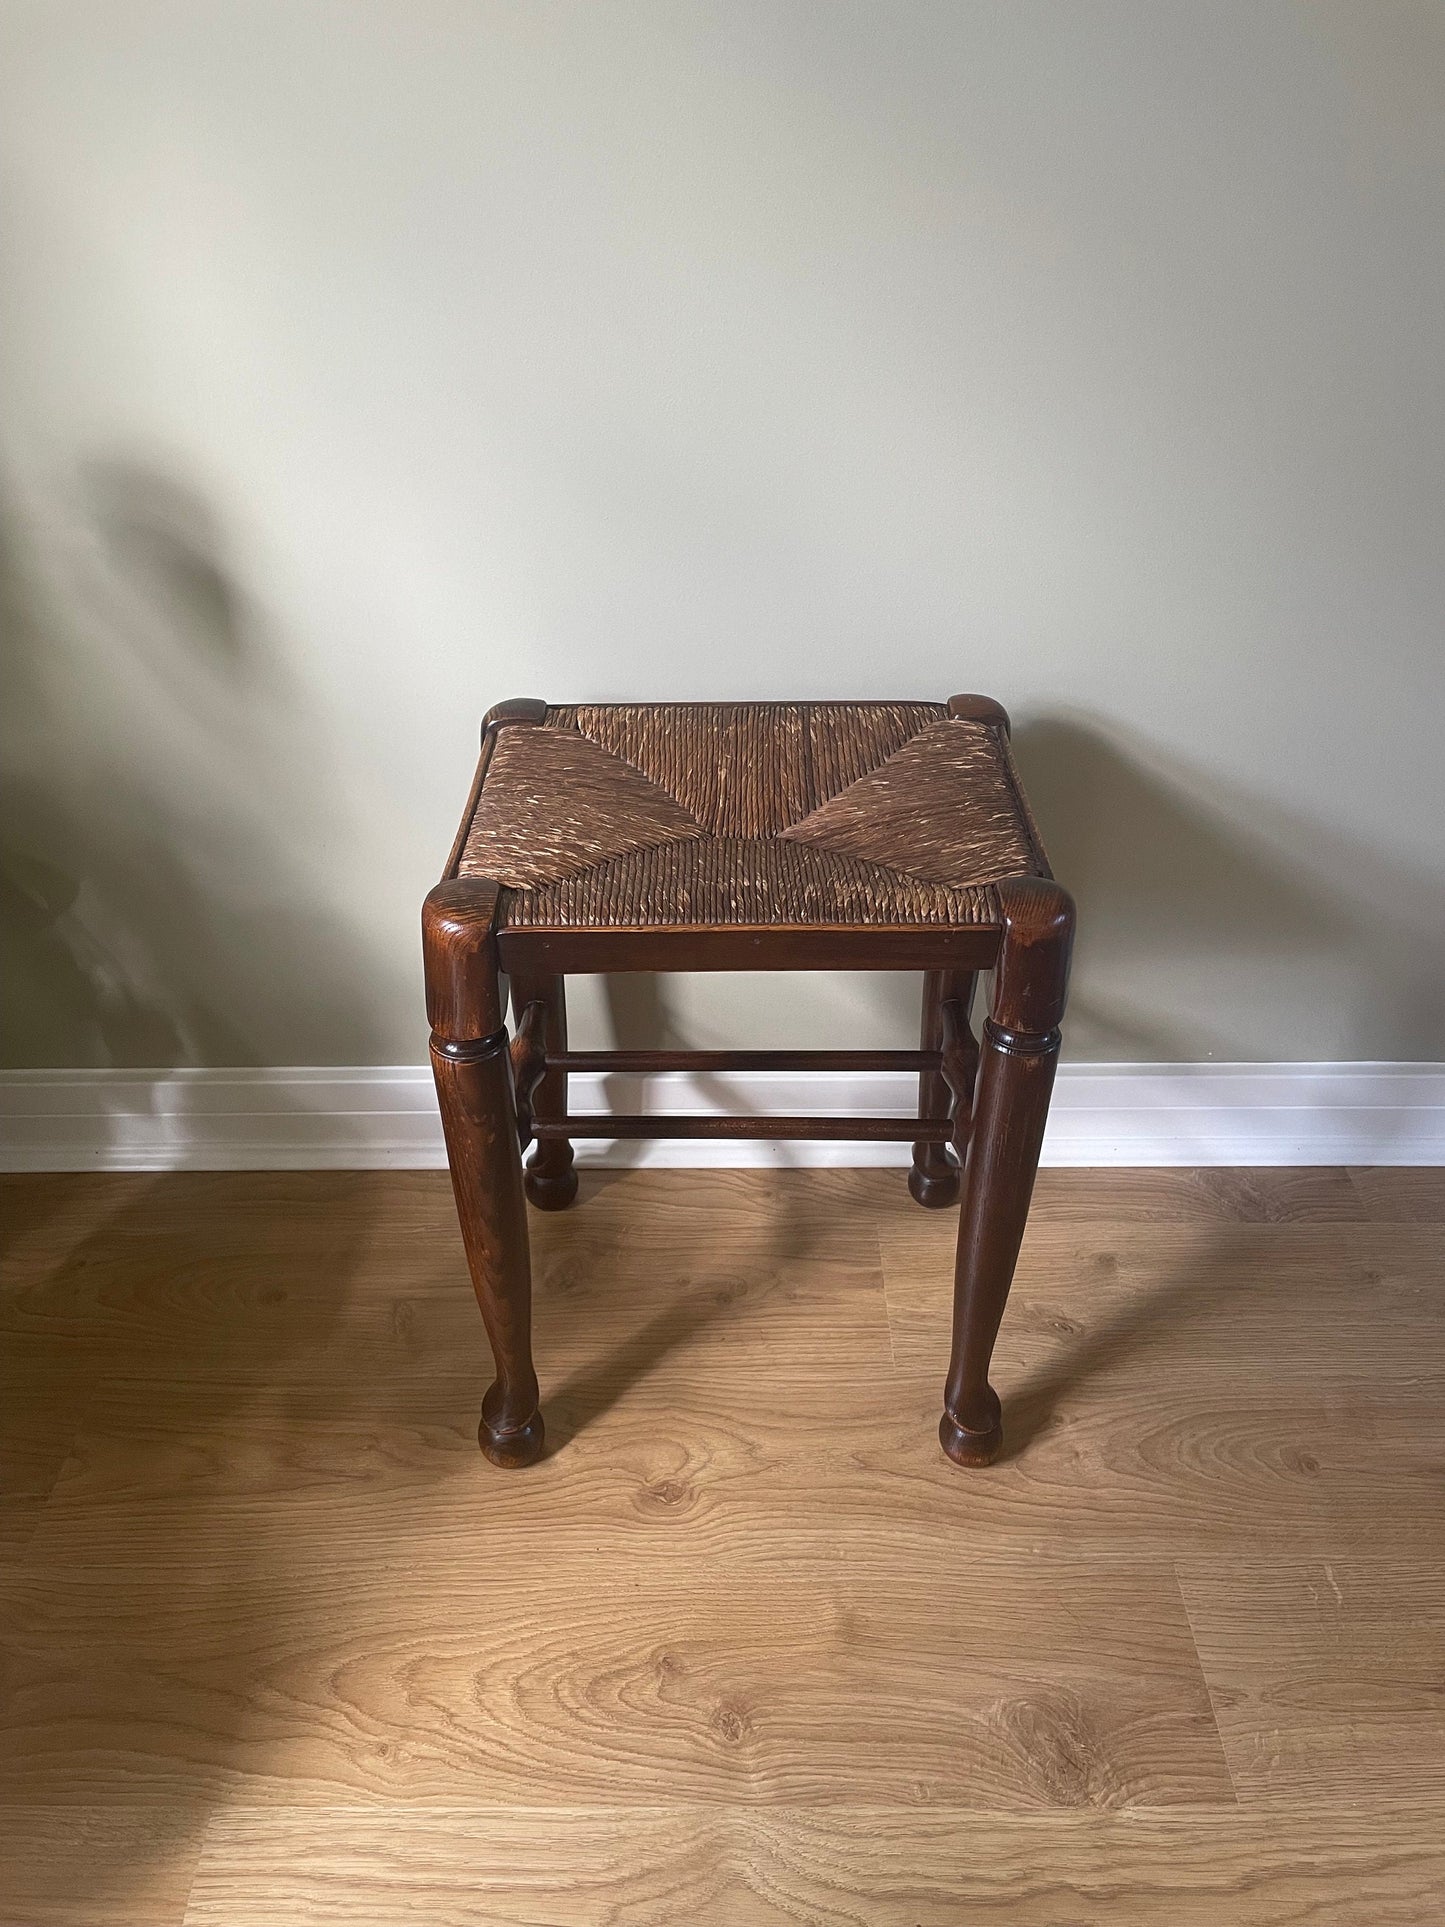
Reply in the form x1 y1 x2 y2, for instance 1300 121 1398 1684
532 968 875 1445
533 1161 862 1452
994 1224 1283 1461
534 1281 727 1451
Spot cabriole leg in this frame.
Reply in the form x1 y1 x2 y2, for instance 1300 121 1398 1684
940 880 1073 1468
425 881 544 1468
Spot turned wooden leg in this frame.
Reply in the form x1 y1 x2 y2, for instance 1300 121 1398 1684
909 969 976 1207
940 879 1074 1468
510 967 578 1211
425 880 544 1468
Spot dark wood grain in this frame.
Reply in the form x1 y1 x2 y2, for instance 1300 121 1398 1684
909 969 975 1208
533 1115 953 1141
422 878 507 1041
554 1048 938 1073
481 696 549 734
499 923 1002 974
942 877 1074 1466
429 1039 541 1468
506 997 547 1147
940 987 980 1161
508 969 578 1210
424 878 541 1467
948 692 1012 731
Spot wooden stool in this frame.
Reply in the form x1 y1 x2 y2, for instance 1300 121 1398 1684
424 697 1073 1470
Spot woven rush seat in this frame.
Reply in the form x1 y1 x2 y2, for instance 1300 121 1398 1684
424 690 1074 1476
458 701 1049 929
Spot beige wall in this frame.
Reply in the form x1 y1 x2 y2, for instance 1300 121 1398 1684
2 1 1442 1070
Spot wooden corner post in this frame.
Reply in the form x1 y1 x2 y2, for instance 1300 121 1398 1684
423 876 543 1467
940 876 1074 1468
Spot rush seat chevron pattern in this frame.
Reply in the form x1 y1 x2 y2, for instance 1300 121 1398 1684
458 701 1049 927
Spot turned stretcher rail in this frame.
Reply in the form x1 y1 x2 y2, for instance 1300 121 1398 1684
532 1114 952 1141
545 1048 940 1074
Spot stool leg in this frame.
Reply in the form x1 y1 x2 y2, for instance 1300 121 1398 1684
510 967 579 1210
425 882 544 1468
940 881 1073 1468
909 969 975 1208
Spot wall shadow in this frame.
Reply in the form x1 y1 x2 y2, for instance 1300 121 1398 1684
0 460 397 1916
580 713 1445 1076
2 458 388 1079
576 709 1445 1182
1011 711 1445 1065
991 710 1445 1436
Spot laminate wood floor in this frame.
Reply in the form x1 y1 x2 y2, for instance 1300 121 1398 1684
1 1166 1441 1925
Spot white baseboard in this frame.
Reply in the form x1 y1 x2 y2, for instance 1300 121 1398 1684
1 1063 1441 1171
